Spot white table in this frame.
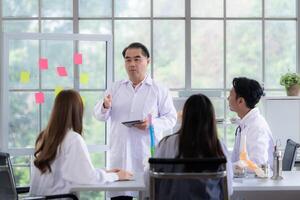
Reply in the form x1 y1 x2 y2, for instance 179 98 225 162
70 171 300 200
70 173 146 199
232 171 300 200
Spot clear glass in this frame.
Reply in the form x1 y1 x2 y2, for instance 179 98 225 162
80 92 106 145
191 20 224 89
11 156 31 186
265 21 296 89
41 92 56 129
153 20 185 89
265 90 286 97
41 0 72 17
79 20 112 34
115 0 150 17
226 20 262 87
2 0 38 17
226 121 238 148
42 20 73 33
211 97 225 120
8 39 39 90
153 0 184 17
227 0 261 17
191 0 223 17
114 20 150 81
79 0 111 17
79 41 106 89
265 0 296 17
2 21 39 33
40 40 74 89
80 191 105 200
9 92 39 148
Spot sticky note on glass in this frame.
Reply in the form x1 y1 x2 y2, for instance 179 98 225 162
20 71 30 83
80 73 89 85
56 66 67 76
74 53 82 64
81 95 86 106
39 58 48 70
54 86 63 96
35 92 45 104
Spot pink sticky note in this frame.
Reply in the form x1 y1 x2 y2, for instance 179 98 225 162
35 92 45 104
56 66 68 76
39 58 48 70
74 53 82 64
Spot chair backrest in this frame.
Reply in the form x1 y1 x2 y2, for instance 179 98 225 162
0 152 18 200
282 139 300 171
149 157 228 200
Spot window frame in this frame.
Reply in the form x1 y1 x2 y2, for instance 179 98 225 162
0 0 299 155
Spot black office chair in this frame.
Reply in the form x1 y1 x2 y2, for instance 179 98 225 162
0 152 78 200
149 157 228 200
282 139 300 171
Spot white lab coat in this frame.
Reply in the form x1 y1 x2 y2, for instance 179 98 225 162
94 75 177 197
144 134 233 197
30 130 118 196
231 107 274 166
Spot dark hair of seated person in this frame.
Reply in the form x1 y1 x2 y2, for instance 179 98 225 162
160 93 224 158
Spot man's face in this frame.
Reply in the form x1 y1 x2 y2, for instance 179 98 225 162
124 48 149 82
227 88 240 112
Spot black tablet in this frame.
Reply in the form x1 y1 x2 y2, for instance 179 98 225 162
122 120 144 127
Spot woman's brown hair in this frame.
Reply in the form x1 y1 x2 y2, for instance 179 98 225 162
34 89 84 173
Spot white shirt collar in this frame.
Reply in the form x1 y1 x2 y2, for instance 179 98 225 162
238 107 260 129
124 74 153 87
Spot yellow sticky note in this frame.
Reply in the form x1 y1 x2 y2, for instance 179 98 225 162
54 86 64 96
81 95 86 106
20 71 30 83
80 73 89 85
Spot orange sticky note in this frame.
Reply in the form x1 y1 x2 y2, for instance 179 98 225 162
20 71 30 83
74 53 82 64
35 92 45 104
80 73 89 85
54 86 63 96
56 66 67 76
39 58 48 70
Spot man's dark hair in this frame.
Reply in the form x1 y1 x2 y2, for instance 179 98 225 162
122 42 150 58
232 77 265 109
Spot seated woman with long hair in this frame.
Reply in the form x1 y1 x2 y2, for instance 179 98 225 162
146 94 233 199
30 90 132 196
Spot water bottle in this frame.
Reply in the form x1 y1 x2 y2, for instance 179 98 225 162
271 145 283 180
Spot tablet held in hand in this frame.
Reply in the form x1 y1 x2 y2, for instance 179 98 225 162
122 120 144 127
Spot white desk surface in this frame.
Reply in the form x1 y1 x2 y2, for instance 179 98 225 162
233 171 300 191
70 173 145 192
70 171 300 193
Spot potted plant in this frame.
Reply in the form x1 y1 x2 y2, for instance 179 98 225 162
280 72 300 96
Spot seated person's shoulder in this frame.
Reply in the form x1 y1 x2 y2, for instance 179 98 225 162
156 134 179 157
62 130 84 147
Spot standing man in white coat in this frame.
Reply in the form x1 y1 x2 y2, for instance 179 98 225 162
228 77 274 168
94 42 177 200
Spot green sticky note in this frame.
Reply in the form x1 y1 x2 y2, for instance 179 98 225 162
80 73 89 85
20 71 30 83
54 86 64 96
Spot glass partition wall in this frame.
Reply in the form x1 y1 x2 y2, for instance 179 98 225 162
0 1 299 199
